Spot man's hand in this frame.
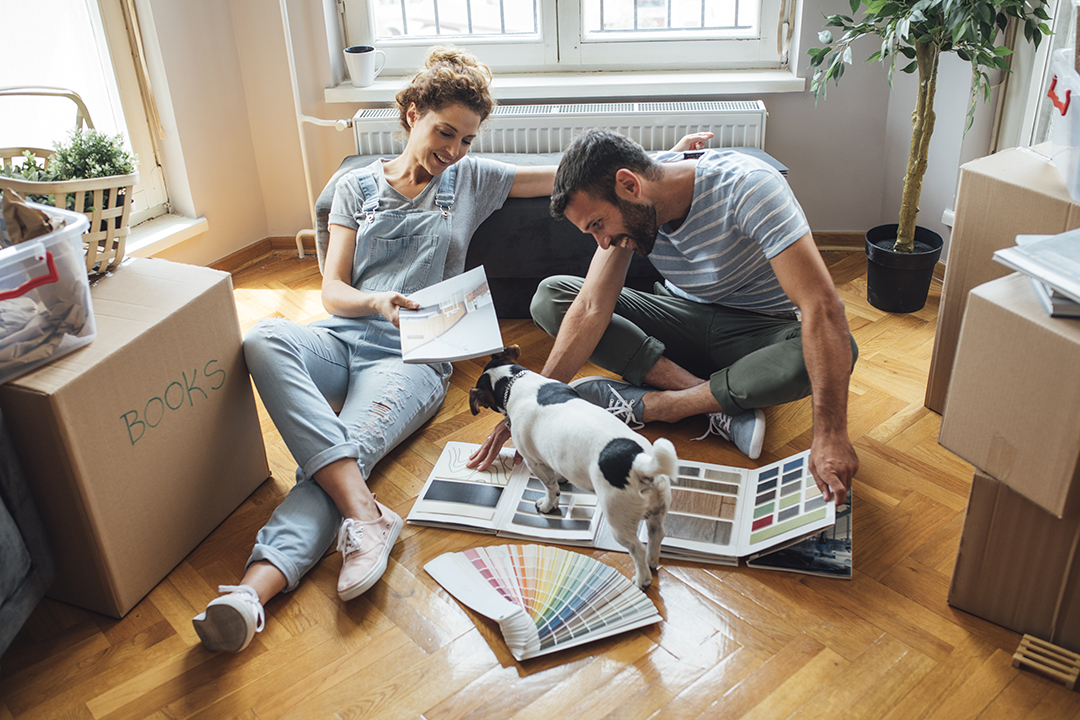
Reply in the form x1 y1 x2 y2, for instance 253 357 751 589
808 432 858 505
372 292 419 328
669 131 714 153
467 419 516 471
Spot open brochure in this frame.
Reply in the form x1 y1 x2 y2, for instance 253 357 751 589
399 265 503 363
993 230 1080 307
408 442 837 566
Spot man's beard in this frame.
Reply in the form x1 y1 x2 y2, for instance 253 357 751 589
615 197 659 257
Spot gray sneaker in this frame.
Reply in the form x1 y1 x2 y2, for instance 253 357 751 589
569 376 648 429
694 409 766 460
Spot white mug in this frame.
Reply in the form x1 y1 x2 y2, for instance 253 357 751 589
344 45 387 87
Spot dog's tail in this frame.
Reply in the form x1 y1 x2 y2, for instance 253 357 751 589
633 437 678 483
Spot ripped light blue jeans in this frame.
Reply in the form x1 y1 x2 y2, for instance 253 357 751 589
245 164 458 591
244 317 451 591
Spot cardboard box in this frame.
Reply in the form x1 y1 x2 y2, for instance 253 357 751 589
939 273 1080 518
949 471 1080 653
925 146 1080 413
0 258 269 617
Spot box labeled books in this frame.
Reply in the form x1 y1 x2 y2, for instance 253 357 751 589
408 442 837 565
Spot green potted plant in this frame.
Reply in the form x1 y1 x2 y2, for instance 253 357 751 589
809 0 1052 312
1 128 139 274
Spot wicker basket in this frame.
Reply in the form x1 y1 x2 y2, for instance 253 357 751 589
1 147 138 275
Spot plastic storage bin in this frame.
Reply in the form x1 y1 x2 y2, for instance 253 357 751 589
0 203 94 385
1048 48 1080 202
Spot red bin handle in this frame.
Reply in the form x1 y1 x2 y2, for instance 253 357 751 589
1049 75 1072 116
0 251 60 301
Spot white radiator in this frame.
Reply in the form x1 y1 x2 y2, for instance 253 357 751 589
352 100 767 155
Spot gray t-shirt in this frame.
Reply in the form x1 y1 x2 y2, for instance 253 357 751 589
328 155 517 280
650 149 809 315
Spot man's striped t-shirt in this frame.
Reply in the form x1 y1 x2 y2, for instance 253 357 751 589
649 149 809 315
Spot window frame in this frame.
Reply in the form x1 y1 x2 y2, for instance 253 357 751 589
341 0 792 76
96 0 170 226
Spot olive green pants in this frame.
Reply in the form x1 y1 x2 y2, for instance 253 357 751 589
530 276 858 415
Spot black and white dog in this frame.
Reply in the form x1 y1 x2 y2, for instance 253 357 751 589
469 346 675 589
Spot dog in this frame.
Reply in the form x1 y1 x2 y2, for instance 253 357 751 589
469 346 675 589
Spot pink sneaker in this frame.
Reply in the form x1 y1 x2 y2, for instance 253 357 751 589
192 584 265 652
336 501 403 601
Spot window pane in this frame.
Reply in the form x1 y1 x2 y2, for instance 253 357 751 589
0 0 168 224
0 0 126 150
582 0 756 36
375 0 538 39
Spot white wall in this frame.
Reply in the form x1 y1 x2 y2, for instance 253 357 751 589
144 0 1001 265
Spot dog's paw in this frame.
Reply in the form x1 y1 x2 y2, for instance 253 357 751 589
634 573 653 590
535 497 559 514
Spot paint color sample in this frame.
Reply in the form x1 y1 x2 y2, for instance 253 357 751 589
426 544 661 660
748 453 826 547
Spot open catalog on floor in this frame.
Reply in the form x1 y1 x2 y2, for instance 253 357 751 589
408 442 838 566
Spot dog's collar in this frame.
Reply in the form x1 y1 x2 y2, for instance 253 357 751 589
501 368 529 427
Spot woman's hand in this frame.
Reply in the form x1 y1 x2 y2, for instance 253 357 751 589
670 131 714 153
372 292 420 327
468 420 517 471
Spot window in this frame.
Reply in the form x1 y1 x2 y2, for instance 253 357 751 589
994 0 1075 153
1027 0 1074 146
340 0 792 74
0 0 168 226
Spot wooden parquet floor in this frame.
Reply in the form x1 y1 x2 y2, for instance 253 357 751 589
4 251 1079 719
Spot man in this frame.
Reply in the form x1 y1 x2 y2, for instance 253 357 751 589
470 130 858 504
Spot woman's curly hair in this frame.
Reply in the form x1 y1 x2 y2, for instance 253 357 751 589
394 46 495 133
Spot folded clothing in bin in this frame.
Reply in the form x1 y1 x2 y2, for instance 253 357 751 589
0 203 93 385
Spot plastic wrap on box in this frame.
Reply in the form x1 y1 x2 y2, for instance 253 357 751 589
0 204 93 385
1049 48 1080 202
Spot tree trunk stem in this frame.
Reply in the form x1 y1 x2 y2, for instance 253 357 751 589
896 42 939 253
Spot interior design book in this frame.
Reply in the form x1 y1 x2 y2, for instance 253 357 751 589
399 265 503 363
408 442 837 566
993 231 1080 307
746 489 852 579
1008 234 1080 317
424 544 662 661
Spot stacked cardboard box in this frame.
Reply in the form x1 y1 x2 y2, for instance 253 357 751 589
941 273 1080 650
925 147 1080 413
0 258 270 618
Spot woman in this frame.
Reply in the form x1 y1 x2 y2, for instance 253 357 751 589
192 46 554 653
191 45 709 653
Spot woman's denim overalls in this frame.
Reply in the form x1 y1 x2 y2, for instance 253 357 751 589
241 166 457 590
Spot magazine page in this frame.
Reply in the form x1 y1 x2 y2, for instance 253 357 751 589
738 451 835 557
399 265 504 364
495 468 604 546
407 441 522 532
657 457 751 560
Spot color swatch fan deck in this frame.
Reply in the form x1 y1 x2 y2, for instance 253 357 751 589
425 544 662 660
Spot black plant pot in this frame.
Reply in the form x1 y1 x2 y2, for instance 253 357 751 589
865 224 944 313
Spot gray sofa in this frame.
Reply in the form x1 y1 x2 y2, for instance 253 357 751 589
314 152 662 318
314 148 787 318
0 408 56 660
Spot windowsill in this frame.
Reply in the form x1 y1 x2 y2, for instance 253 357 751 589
126 213 209 257
324 68 806 104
